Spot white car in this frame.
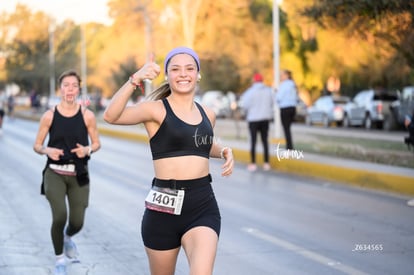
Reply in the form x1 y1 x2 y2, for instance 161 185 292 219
306 95 350 127
201 90 232 118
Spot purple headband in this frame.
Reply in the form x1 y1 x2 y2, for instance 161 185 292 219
164 46 200 74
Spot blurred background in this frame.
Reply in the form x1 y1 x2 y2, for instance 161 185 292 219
0 0 413 127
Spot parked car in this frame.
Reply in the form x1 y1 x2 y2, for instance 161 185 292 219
305 95 350 127
389 86 414 129
343 89 399 129
295 98 308 122
201 90 232 118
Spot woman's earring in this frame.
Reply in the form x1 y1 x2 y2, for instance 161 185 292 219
197 74 201 81
164 76 168 81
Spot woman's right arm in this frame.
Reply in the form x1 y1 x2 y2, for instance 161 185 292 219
103 61 161 125
33 111 52 154
33 111 64 161
103 79 138 124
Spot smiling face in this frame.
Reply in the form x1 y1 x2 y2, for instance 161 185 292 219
166 53 199 95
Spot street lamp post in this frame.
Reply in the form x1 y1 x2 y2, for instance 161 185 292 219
273 0 283 141
135 1 153 96
81 24 88 98
143 10 153 96
48 20 55 99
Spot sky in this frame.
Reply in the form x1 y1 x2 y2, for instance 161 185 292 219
1 0 112 25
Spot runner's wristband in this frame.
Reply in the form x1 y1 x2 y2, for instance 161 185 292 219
220 147 230 159
129 75 137 90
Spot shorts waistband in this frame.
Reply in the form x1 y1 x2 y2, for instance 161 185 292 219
152 174 212 190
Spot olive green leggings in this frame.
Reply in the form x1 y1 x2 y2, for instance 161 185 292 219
44 167 89 255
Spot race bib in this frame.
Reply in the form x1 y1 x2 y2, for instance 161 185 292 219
49 163 76 175
145 186 185 215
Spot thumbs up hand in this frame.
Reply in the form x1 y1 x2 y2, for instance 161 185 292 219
131 53 160 83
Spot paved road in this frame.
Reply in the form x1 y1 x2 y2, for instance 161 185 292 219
1 118 413 275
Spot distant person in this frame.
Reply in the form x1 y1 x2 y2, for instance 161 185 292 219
240 73 274 172
103 47 234 275
30 89 41 112
0 93 5 134
404 111 414 207
275 69 298 150
404 111 414 150
94 92 103 113
33 70 101 275
7 94 15 118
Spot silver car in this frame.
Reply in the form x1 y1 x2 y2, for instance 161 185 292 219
343 89 398 129
305 95 350 127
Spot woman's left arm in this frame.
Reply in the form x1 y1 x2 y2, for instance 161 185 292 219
203 104 234 176
211 143 234 177
85 109 101 154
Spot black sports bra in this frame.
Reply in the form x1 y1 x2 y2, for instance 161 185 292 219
149 98 214 160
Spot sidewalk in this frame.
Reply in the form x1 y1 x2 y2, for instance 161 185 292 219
17 109 414 197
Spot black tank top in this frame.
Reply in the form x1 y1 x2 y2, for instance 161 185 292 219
47 106 89 163
150 98 214 160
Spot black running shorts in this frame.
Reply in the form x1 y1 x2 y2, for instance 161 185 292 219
141 174 221 250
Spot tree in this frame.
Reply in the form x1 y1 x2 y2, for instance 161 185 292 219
7 0 411 103
180 0 203 47
2 5 51 94
111 57 143 101
194 0 276 93
301 0 414 85
53 21 82 80
0 5 84 96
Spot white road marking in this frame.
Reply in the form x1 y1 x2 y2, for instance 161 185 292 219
242 227 369 275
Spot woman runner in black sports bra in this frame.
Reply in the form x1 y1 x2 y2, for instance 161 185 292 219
33 70 101 275
104 47 234 275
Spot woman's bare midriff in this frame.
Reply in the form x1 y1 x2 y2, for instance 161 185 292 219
153 156 210 180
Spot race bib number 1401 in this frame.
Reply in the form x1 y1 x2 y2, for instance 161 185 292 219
145 187 185 215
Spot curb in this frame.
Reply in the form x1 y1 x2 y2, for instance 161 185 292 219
270 156 414 196
98 127 414 197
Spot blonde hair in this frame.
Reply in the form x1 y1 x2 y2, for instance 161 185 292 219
282 69 292 80
147 82 171 101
